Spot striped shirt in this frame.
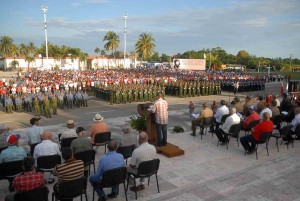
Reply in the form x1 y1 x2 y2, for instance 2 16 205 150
151 98 168 125
53 159 84 182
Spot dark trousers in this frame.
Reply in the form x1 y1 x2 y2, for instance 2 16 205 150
240 135 256 151
156 123 167 145
215 128 228 143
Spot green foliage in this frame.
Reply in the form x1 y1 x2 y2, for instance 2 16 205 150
173 126 184 133
135 33 155 60
129 114 147 131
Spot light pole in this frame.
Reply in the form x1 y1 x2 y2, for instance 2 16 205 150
290 54 293 71
123 14 128 68
42 5 49 67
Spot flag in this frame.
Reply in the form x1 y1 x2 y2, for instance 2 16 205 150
203 53 206 59
280 82 284 94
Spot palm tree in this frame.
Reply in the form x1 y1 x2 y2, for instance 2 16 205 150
135 33 155 61
0 36 14 57
94 47 100 57
103 31 120 59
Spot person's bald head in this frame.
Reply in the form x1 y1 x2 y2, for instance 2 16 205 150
41 131 52 140
138 132 149 145
263 112 271 121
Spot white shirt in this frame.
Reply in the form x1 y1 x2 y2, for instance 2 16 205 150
291 113 300 132
214 105 229 123
260 108 272 119
33 140 60 160
26 125 44 144
61 128 78 139
130 142 156 167
221 113 241 133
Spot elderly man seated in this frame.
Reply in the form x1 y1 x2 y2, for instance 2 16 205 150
60 120 77 140
210 100 229 132
259 102 272 120
191 102 213 136
215 107 241 145
114 123 139 148
241 106 260 130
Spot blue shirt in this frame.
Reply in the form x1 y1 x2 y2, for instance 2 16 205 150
95 151 124 180
0 145 27 163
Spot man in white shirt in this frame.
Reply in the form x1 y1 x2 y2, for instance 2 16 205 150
211 100 229 132
259 102 272 120
215 107 241 145
128 132 156 192
33 131 60 184
26 118 44 145
60 120 77 140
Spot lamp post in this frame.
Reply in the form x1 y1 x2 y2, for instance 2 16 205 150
290 54 293 71
42 5 49 67
123 14 128 68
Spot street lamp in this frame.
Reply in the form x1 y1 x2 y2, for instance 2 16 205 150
123 14 128 68
42 5 49 67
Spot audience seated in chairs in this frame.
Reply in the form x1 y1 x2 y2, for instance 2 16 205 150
127 132 157 192
270 100 280 117
284 107 300 144
210 100 229 132
89 113 110 144
215 107 241 145
53 147 84 201
33 131 60 184
0 134 27 192
259 102 272 120
240 112 273 155
70 127 93 155
241 106 260 130
231 97 243 114
114 123 139 148
256 96 264 114
4 156 44 201
60 120 78 140
243 95 253 116
190 102 213 136
89 139 125 201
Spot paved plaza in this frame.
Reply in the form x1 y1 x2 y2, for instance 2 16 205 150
1 83 300 201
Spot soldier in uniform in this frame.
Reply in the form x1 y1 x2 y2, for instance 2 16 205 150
43 96 51 118
33 96 40 116
52 95 58 115
5 95 13 113
23 94 32 112
67 91 74 109
82 91 88 107
14 95 23 113
115 87 121 104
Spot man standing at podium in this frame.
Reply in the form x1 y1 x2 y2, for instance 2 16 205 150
151 92 168 147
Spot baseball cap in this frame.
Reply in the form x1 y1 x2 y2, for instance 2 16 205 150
76 127 86 133
30 117 41 125
6 134 21 145
248 105 256 110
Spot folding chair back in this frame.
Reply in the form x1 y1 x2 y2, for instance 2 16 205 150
14 185 49 201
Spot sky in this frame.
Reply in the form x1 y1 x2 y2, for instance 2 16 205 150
0 0 300 59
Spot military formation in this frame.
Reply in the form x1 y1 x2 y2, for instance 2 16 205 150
221 80 265 93
1 90 88 117
94 83 165 104
165 80 221 97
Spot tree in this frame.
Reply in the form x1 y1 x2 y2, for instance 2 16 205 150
237 50 249 59
135 33 155 60
0 36 14 57
103 31 120 59
161 53 171 62
94 47 100 57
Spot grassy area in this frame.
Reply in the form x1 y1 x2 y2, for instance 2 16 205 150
250 71 300 80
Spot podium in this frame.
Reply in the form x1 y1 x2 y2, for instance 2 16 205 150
137 103 157 143
146 111 157 143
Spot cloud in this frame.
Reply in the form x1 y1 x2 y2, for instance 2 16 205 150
84 0 110 4
70 3 81 7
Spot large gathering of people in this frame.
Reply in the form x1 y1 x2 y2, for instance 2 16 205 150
1 68 299 200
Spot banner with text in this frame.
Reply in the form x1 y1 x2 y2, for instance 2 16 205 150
173 59 206 70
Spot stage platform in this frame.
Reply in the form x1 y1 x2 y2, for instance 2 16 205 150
155 142 184 158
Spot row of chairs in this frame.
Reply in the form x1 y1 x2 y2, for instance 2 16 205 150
1 158 161 201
